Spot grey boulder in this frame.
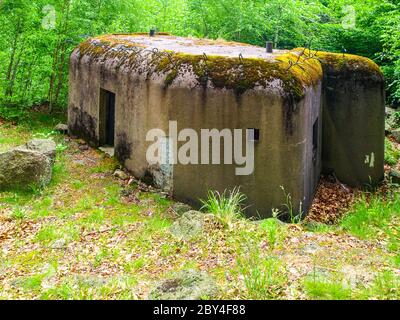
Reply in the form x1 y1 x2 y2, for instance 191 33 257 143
22 139 57 164
171 202 193 216
170 211 214 241
0 149 52 191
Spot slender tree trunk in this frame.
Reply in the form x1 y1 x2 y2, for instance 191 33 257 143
21 56 37 103
5 21 22 99
7 48 23 98
48 0 71 112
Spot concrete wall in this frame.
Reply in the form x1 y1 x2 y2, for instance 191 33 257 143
322 68 385 187
68 50 322 218
170 84 322 218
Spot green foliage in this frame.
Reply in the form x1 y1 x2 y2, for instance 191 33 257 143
304 278 352 300
237 250 287 300
0 0 398 114
385 138 400 166
304 270 400 300
340 193 400 239
259 219 282 249
274 186 304 223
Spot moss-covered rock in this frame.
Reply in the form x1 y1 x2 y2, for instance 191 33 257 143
169 211 211 240
170 202 193 216
0 139 55 191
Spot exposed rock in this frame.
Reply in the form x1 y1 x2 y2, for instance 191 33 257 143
22 139 57 164
114 169 129 180
75 275 108 288
389 169 400 184
54 123 69 134
302 243 321 255
171 202 192 216
0 149 52 191
341 265 374 289
149 270 218 300
170 211 213 240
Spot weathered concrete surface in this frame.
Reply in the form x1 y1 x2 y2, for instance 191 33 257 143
68 34 384 218
320 54 385 187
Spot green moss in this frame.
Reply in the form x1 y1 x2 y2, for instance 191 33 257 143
165 69 178 87
152 51 323 100
76 36 327 100
293 48 384 81
77 35 384 100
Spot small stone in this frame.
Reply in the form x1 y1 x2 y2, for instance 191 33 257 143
171 202 192 216
389 169 400 184
54 123 68 134
78 144 89 151
51 239 66 249
114 169 129 180
149 270 218 300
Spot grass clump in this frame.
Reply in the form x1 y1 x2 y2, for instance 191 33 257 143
304 278 352 300
304 270 400 300
200 187 246 226
340 194 400 239
237 250 287 300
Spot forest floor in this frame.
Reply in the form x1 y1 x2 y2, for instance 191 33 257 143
0 113 399 300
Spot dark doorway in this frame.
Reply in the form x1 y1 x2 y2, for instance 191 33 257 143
100 89 115 146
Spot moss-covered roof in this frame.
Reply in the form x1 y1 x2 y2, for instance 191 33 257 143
74 34 383 100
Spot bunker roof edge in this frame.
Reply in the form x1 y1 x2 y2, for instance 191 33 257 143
73 34 383 99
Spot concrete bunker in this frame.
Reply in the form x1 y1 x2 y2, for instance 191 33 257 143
68 34 385 219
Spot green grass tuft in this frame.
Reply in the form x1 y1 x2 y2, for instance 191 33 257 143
200 187 246 225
